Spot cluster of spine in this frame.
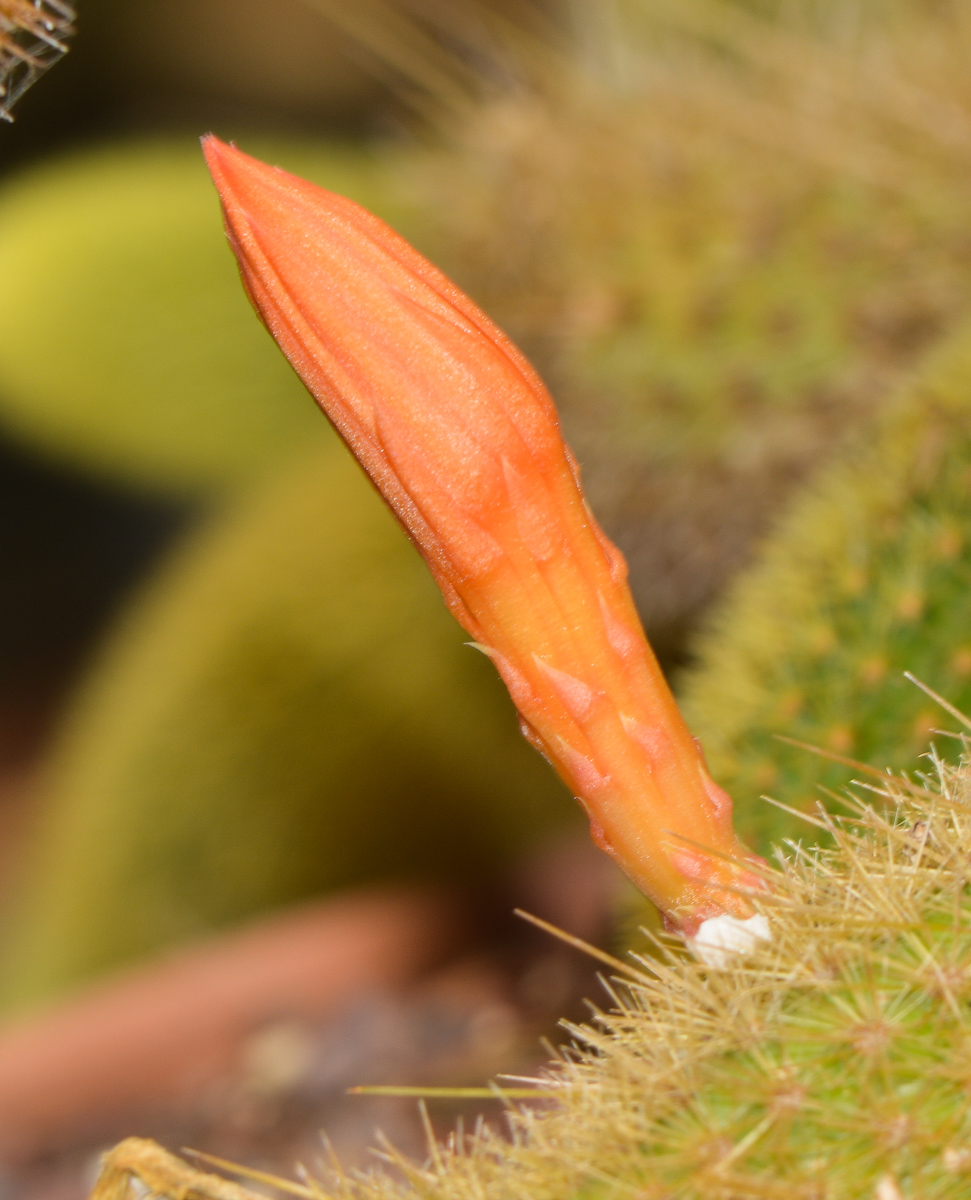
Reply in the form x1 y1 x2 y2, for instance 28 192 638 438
0 0 73 120
349 754 971 1198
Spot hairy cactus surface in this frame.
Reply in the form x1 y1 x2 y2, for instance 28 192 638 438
347 755 971 1196
0 443 576 1014
680 320 971 856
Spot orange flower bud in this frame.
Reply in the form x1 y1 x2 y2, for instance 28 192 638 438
203 136 764 938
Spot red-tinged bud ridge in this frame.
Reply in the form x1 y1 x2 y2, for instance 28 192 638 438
203 135 764 936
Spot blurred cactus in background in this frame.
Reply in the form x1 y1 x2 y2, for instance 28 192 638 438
0 444 577 1014
386 0 971 656
0 138 422 493
681 318 971 853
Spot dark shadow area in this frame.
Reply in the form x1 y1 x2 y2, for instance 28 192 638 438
0 430 193 765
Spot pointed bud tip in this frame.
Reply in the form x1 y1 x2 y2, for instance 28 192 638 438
200 134 383 245
201 135 261 196
200 135 249 209
200 132 228 171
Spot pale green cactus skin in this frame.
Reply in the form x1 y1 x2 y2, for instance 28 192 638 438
0 442 576 1015
680 321 971 856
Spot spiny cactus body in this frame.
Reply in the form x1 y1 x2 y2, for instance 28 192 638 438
342 759 971 1197
680 321 971 856
0 442 576 1015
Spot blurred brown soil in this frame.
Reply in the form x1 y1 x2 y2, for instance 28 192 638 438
0 827 620 1200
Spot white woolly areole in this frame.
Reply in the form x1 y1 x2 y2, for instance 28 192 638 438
689 913 771 968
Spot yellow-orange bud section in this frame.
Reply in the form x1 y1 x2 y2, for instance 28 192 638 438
203 137 762 934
